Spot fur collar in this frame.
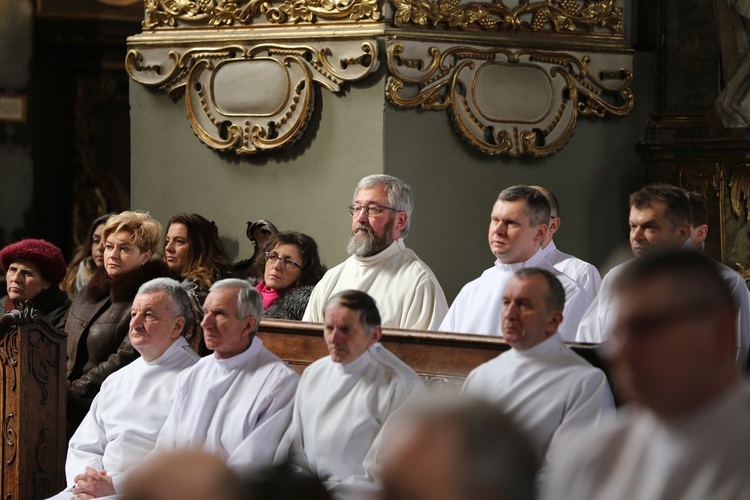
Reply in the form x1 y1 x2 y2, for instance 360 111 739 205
86 260 170 303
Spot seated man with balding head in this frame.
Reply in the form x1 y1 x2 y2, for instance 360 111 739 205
461 268 613 476
545 251 750 499
531 185 601 302
49 278 200 499
277 290 423 499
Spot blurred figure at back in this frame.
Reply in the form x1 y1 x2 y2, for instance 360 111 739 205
545 251 750 499
380 395 538 500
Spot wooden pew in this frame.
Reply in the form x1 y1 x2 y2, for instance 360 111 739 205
0 304 67 499
258 319 611 388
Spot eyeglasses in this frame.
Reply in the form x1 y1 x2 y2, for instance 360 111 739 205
348 204 398 217
265 252 303 270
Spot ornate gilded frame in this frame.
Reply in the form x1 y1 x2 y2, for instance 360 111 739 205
127 0 633 156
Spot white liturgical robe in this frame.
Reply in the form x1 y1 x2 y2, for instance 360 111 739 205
50 337 199 498
575 259 750 367
440 249 590 340
461 333 614 471
302 239 448 330
540 241 601 303
154 336 298 472
543 383 750 500
275 343 423 499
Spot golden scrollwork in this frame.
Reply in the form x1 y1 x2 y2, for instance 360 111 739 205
143 0 381 28
390 0 623 35
386 40 633 156
126 40 378 154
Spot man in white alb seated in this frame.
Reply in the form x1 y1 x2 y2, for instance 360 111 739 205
544 252 750 499
152 279 298 472
48 278 200 499
461 268 614 476
302 174 448 330
531 185 601 302
277 290 423 499
575 184 750 368
440 185 589 340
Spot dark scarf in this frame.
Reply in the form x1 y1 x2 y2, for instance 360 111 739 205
3 285 69 314
86 260 171 303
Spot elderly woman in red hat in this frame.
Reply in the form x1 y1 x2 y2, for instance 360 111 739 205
0 238 71 327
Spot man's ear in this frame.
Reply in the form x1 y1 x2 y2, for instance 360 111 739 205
369 326 383 346
243 315 258 338
533 223 548 243
394 212 408 238
678 222 692 242
693 224 708 246
172 316 186 340
548 217 561 237
547 310 563 334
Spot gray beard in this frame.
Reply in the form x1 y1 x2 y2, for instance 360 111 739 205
347 224 391 258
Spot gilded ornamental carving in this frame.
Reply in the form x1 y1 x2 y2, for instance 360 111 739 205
129 0 631 157
386 41 633 156
390 0 623 35
126 41 378 154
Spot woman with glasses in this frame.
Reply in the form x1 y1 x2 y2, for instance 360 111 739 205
254 231 326 320
163 213 234 354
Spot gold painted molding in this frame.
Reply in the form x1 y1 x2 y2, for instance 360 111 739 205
390 0 623 35
386 40 633 156
143 0 381 28
126 40 378 153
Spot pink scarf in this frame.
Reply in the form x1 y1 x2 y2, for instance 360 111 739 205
256 281 281 310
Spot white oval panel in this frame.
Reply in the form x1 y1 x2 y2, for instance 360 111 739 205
211 59 290 117
472 63 553 124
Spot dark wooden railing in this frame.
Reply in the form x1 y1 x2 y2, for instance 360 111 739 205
0 304 67 499
257 319 609 387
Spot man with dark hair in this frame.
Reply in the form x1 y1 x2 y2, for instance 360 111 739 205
545 251 750 499
276 290 423 498
303 174 448 330
51 278 200 499
687 191 709 249
531 186 602 302
440 185 589 340
380 395 538 500
462 268 613 475
576 184 750 368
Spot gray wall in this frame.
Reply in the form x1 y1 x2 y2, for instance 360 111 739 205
130 52 657 303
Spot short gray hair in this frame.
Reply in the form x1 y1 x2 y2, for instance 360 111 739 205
209 279 263 334
354 174 414 237
137 277 191 321
513 268 566 312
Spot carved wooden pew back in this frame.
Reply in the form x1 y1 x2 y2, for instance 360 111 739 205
257 319 610 388
0 305 67 499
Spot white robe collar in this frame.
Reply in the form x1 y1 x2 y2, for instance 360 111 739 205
211 336 264 372
143 336 191 366
353 239 405 267
508 332 563 359
494 247 546 273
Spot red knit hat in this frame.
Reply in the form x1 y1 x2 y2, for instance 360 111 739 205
0 239 67 285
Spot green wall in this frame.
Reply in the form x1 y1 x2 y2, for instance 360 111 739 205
130 52 656 303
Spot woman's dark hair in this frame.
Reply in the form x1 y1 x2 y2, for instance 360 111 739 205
255 231 326 287
61 213 113 296
165 213 234 289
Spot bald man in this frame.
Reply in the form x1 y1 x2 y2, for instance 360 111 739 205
531 186 601 302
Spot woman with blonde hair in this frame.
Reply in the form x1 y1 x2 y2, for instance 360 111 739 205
64 210 170 431
163 213 233 354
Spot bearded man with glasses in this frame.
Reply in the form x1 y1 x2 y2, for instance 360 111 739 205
303 174 448 330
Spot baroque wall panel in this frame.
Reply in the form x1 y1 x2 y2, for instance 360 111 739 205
127 0 633 157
